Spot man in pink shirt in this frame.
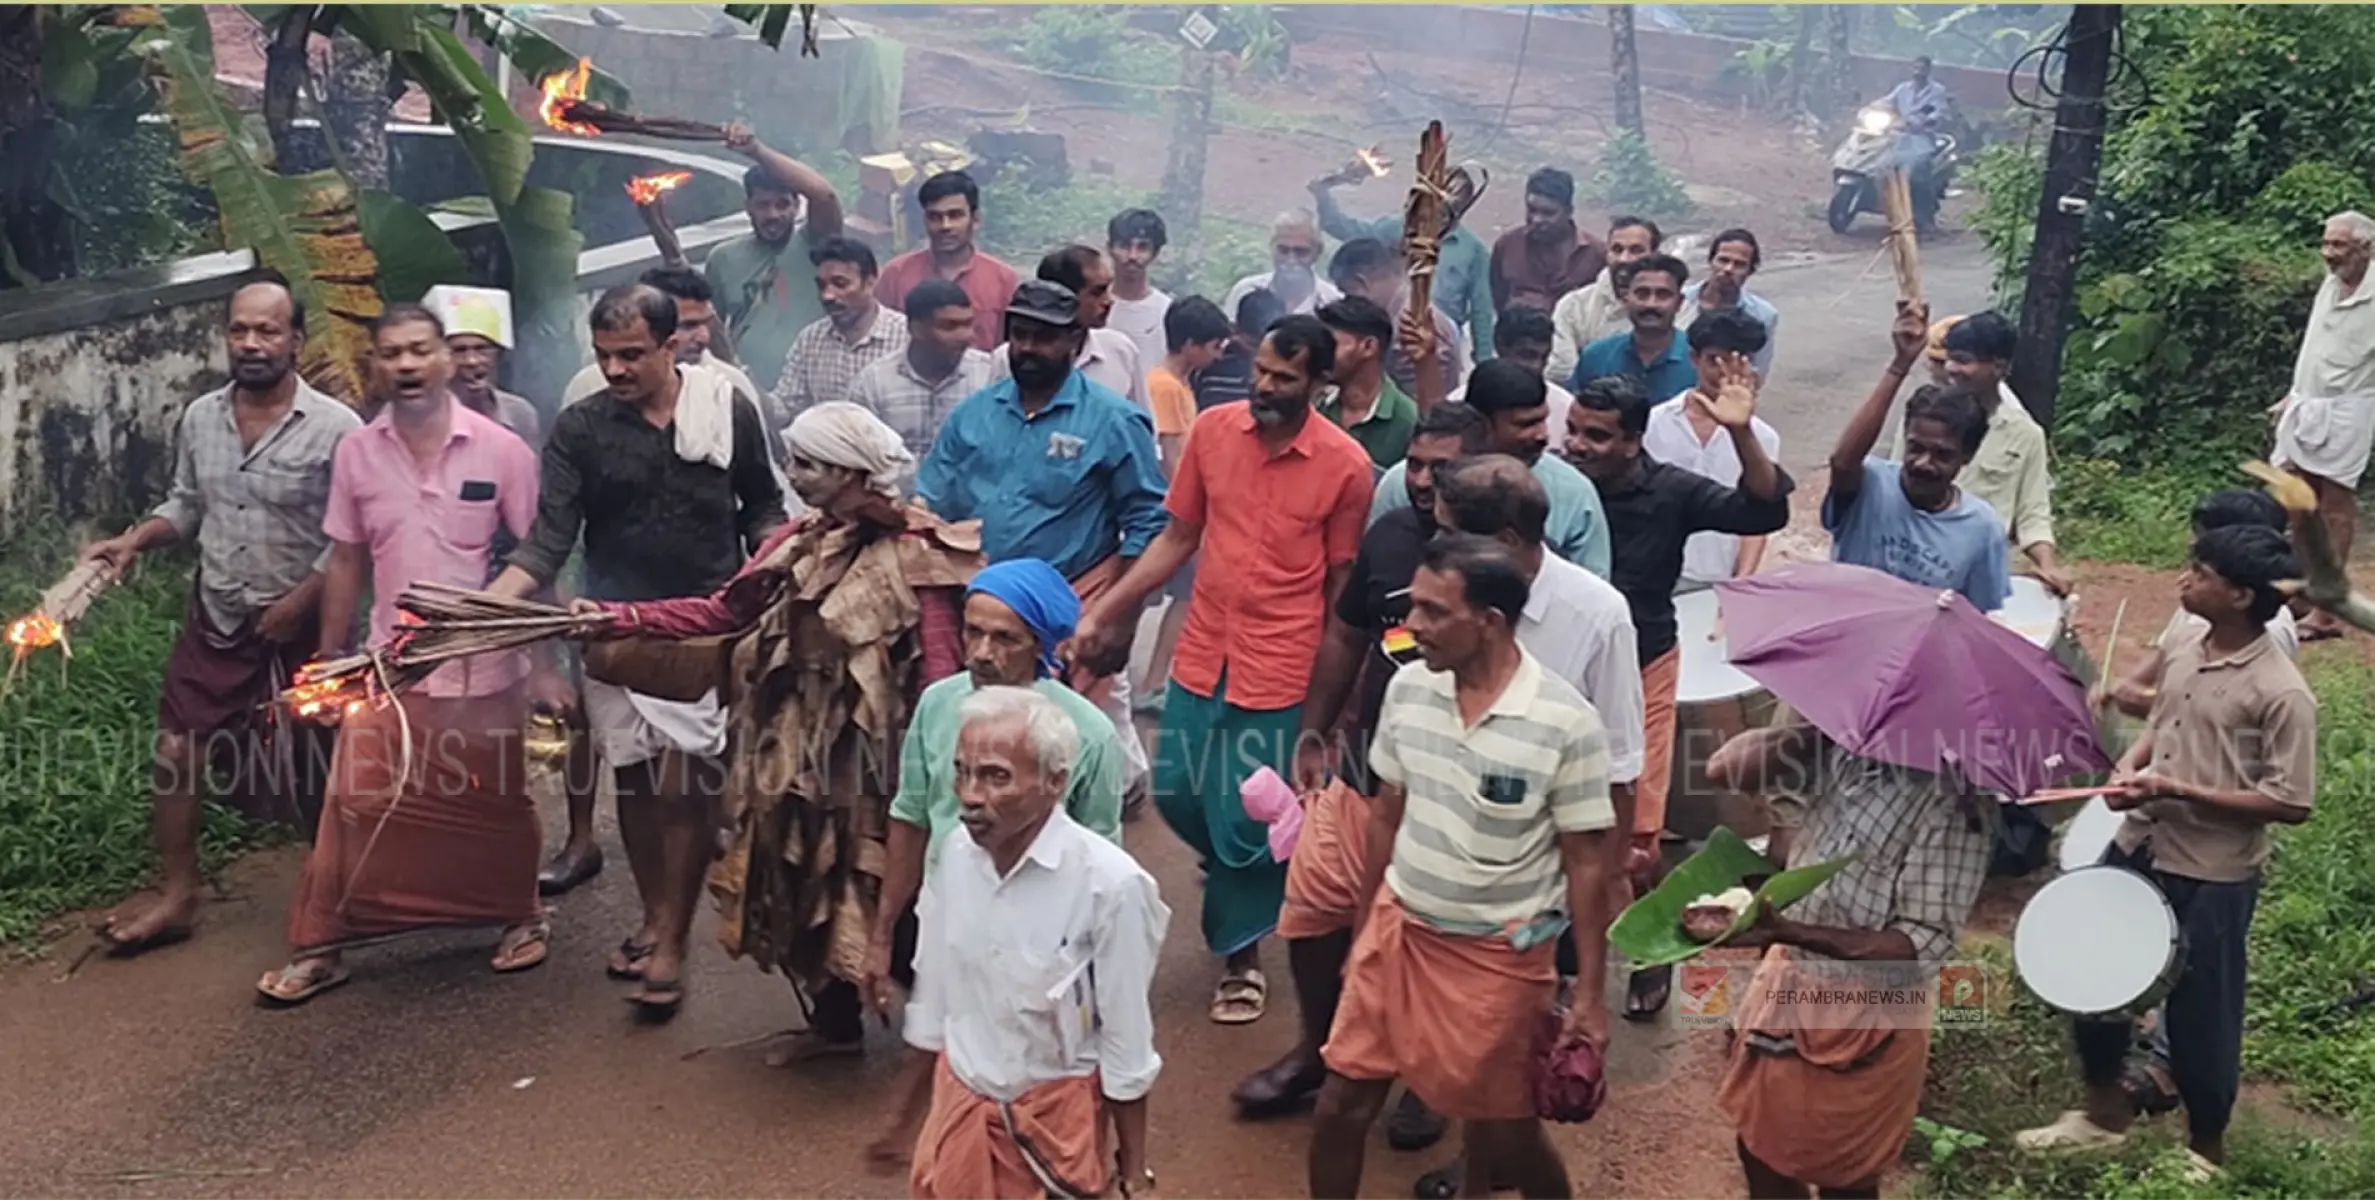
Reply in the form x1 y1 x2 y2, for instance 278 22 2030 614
256 304 551 1007
874 171 1019 350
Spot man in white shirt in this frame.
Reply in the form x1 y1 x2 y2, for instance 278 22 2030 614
1225 208 1342 319
1549 216 1660 385
1886 56 1949 131
1643 317 1784 590
2271 210 2375 641
991 245 1150 409
1107 208 1173 373
873 687 1166 1200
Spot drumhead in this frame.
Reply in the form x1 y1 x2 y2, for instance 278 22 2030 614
2013 867 2177 1015
1677 589 1765 705
1993 576 2064 649
2057 796 2123 872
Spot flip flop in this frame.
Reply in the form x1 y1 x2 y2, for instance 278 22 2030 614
1210 968 1267 1025
256 960 350 1008
606 936 656 981
491 920 551 974
630 976 685 1024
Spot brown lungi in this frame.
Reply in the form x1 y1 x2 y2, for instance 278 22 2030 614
1322 889 1558 1120
285 685 542 952
910 1058 1108 1200
1717 945 1934 1189
156 587 326 828
1276 779 1372 940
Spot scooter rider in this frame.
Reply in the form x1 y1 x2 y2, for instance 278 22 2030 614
1886 56 1948 135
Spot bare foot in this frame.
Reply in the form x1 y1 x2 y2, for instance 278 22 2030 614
100 892 197 956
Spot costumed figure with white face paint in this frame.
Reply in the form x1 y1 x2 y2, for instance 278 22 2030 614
576 402 983 1054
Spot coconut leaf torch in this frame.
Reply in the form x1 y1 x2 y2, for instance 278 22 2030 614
627 170 694 268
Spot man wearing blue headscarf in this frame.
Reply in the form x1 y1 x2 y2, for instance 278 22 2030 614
859 557 1128 1163
863 557 1125 1003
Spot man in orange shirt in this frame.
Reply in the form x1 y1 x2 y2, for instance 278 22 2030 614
874 171 1019 350
1069 315 1376 1027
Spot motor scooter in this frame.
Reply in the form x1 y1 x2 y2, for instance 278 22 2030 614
1827 104 1958 234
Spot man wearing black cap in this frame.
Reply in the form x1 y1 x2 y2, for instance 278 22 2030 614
1489 167 1604 315
917 278 1170 796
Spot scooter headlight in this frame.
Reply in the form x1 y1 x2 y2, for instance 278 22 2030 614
1858 108 1894 135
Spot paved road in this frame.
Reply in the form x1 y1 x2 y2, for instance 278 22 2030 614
0 238 1997 1199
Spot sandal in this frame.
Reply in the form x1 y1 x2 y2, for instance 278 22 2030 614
1624 964 1672 1022
491 919 551 974
256 959 350 1008
1210 968 1267 1025
2014 1109 2128 1153
606 936 656 981
629 975 685 1024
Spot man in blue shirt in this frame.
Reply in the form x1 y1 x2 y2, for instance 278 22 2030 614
917 279 1171 794
1823 302 2011 612
1571 253 1698 402
918 279 1170 581
1678 228 1781 377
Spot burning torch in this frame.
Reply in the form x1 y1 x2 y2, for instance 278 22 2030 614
626 169 694 268
539 58 730 141
4 558 118 690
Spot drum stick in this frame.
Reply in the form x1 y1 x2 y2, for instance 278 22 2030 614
2016 786 2125 806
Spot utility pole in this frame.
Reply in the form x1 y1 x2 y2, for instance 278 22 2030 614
2010 5 2120 429
1609 5 1643 139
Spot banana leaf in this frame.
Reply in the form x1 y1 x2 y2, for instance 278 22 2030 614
146 5 381 402
356 188 470 302
1607 827 1855 969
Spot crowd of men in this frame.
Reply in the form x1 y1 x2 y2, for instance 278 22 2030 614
77 110 2358 1196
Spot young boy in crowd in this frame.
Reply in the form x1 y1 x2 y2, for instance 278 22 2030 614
1138 296 1234 719
2019 524 2316 1175
2106 489 2302 718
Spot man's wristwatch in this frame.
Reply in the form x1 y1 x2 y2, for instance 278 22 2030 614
1118 1168 1156 1197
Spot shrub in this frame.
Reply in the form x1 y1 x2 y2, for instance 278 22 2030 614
1586 129 1694 221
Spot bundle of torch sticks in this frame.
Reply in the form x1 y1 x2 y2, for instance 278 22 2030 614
540 58 726 141
279 582 611 721
4 558 118 689
1401 121 1452 323
1879 168 1925 304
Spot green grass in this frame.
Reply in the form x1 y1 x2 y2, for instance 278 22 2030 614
1913 655 2375 1197
0 523 268 948
2057 457 2226 569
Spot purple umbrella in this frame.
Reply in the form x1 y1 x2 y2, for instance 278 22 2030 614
1714 563 2109 798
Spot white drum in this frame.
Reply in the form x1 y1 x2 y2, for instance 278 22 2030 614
2056 796 2124 872
1675 588 1762 706
1668 589 1775 842
2013 866 2183 1018
1992 575 2067 650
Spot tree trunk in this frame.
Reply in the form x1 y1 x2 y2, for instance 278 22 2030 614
262 7 316 172
1784 5 1816 113
1819 4 1855 120
1609 5 1644 140
1159 39 1214 281
0 6 71 284
320 34 391 189
2011 5 2121 430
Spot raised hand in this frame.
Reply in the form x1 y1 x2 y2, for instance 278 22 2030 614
1397 304 1437 364
721 121 758 155
1890 299 1932 366
1691 352 1759 429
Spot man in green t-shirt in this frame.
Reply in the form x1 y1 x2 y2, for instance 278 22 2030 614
1315 294 1419 469
702 122 845 397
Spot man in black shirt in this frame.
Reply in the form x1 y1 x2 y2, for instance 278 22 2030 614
1229 402 1488 1132
1192 287 1284 411
1564 312 1792 1020
495 283 786 1019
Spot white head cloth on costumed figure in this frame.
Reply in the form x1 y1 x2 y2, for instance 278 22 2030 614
783 401 915 500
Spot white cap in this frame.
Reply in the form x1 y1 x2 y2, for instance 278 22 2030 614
421 284 515 349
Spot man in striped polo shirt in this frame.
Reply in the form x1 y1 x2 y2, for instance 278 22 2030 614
1308 534 1617 1199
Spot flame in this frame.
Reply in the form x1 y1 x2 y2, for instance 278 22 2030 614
1355 146 1390 178
6 614 61 650
282 669 368 722
626 171 693 206
538 58 598 136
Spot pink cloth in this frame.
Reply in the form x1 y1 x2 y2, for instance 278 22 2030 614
1240 766 1304 861
323 401 539 698
874 248 1020 351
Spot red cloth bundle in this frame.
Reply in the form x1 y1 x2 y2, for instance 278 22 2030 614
1534 1008 1609 1123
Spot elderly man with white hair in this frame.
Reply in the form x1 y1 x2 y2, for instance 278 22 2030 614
576 400 982 1037
1224 208 1343 320
869 685 1169 1200
2272 209 2375 641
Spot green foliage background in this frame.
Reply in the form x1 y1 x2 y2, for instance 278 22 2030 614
1972 6 2375 523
